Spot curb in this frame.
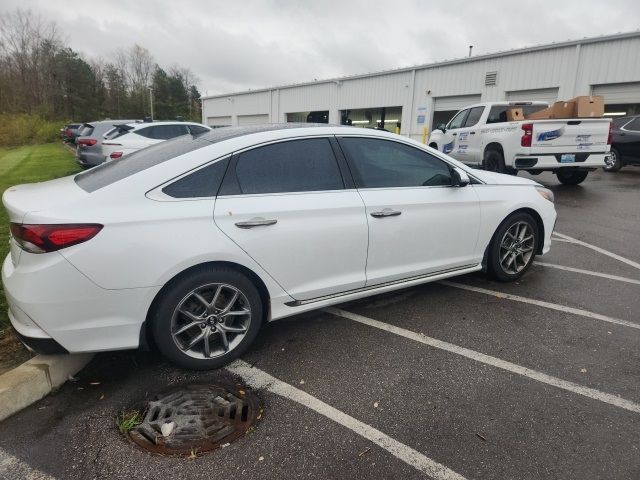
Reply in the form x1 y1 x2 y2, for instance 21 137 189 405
0 353 94 422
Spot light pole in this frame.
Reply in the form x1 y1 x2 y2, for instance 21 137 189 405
148 86 154 120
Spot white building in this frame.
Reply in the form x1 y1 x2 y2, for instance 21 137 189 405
202 31 640 141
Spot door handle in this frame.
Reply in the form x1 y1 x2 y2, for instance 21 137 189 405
370 209 402 218
452 132 458 136
234 218 278 229
470 131 476 135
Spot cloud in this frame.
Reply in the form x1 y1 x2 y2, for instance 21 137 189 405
2 0 639 95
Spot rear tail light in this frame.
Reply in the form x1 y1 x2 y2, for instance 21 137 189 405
607 121 613 145
110 151 123 160
78 138 97 146
10 223 103 254
521 123 533 147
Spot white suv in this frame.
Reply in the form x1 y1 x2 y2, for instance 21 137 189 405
102 121 211 161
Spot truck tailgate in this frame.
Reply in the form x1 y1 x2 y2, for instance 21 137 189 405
531 119 610 150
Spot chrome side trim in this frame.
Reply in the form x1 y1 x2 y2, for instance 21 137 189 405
284 264 479 307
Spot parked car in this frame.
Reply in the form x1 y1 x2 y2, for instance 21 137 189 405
75 120 138 168
603 115 640 172
101 121 211 161
3 124 556 370
428 102 612 185
62 123 83 143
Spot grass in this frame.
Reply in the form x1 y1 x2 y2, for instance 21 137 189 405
116 410 143 434
0 143 80 338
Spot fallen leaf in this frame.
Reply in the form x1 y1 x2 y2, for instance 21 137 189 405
580 368 587 373
299 379 305 385
99 394 104 400
476 433 487 441
238 390 245 395
373 401 379 408
258 456 265 461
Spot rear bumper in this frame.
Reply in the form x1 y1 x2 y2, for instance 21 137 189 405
513 152 608 170
76 151 105 168
12 326 68 355
2 253 160 354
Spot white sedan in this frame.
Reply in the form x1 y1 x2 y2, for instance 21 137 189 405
2 125 556 370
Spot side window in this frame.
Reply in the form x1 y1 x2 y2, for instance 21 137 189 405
463 107 485 127
448 109 469 130
152 125 190 140
188 125 210 135
339 137 452 188
234 138 344 194
135 126 155 138
624 117 640 131
487 106 508 124
162 158 229 198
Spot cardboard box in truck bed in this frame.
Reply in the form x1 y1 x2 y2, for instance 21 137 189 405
506 108 525 121
550 101 575 119
570 96 604 118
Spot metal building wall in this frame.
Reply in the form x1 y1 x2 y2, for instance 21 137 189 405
201 32 640 140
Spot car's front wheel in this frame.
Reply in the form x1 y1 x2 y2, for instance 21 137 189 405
151 266 263 370
488 213 539 282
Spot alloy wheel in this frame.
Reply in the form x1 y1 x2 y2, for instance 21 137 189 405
499 221 535 274
171 283 252 359
604 150 617 170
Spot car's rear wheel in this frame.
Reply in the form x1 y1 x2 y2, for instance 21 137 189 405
603 147 622 172
556 169 589 185
151 266 263 370
488 213 539 282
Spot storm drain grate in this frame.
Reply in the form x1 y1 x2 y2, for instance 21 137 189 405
128 384 261 455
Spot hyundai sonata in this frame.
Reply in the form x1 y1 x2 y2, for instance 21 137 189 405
2 124 556 369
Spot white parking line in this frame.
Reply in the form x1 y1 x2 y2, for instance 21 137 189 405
534 262 640 286
325 308 640 415
227 360 466 480
551 237 573 244
553 231 640 271
0 448 55 479
440 281 640 331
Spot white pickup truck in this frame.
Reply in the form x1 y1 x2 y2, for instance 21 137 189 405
427 101 612 185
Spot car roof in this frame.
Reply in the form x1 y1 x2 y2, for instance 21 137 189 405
125 121 206 129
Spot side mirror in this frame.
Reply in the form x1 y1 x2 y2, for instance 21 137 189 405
437 123 447 132
451 167 470 187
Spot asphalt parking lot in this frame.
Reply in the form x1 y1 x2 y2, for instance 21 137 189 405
0 167 638 480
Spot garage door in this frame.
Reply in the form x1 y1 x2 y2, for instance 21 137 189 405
207 116 231 127
506 88 558 103
592 83 640 104
433 94 481 111
237 114 270 125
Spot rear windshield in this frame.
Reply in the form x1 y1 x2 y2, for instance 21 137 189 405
79 124 94 137
104 126 132 140
75 135 211 192
486 105 548 124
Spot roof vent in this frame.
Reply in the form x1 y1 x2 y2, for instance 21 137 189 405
485 71 498 86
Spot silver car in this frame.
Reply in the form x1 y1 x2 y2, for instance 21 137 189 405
75 120 138 168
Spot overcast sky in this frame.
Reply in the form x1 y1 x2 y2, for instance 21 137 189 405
2 0 639 95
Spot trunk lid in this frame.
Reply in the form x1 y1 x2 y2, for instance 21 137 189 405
3 175 88 265
531 119 610 150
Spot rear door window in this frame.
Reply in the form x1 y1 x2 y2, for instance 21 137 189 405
463 107 485 127
140 125 190 140
233 138 344 194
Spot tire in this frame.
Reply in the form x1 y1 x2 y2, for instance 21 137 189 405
151 266 263 370
603 147 623 172
487 212 539 282
483 149 505 173
556 169 589 185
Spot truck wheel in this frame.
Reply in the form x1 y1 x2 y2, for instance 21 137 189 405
483 149 506 173
556 169 589 185
603 148 622 172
